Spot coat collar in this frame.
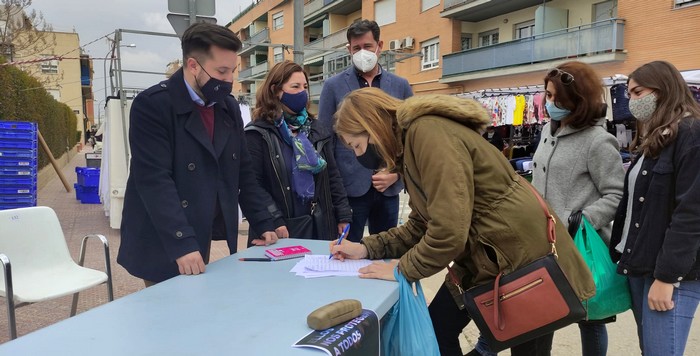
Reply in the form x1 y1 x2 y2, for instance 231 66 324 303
553 117 607 137
167 68 230 116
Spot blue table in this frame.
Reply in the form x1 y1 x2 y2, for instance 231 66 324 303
0 239 398 355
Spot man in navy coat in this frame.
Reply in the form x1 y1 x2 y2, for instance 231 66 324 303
118 23 281 284
318 20 413 242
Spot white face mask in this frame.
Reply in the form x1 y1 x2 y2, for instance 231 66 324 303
628 92 657 122
352 48 378 73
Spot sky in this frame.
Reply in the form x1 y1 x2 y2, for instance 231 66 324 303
27 0 254 118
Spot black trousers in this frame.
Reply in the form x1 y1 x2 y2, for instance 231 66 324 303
428 283 554 356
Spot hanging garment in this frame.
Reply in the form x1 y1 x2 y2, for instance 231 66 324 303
610 84 634 122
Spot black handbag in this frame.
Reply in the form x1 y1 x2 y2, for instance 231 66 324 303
449 179 587 352
284 215 314 239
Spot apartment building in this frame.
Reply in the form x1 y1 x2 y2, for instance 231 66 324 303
228 0 700 106
12 31 91 138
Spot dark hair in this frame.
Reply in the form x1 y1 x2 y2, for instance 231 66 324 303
181 23 242 62
543 61 605 129
253 60 314 123
346 19 380 43
628 61 700 158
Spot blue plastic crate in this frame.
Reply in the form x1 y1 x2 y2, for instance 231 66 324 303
0 176 36 186
77 186 100 204
0 130 37 140
0 167 35 176
0 186 36 195
0 139 38 150
76 167 100 187
0 148 36 159
0 157 36 168
0 121 36 131
0 194 36 205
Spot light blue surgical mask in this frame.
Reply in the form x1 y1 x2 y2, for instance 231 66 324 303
545 100 571 121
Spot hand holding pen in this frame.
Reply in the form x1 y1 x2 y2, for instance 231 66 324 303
329 223 351 259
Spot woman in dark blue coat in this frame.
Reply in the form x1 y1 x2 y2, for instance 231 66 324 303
245 61 352 242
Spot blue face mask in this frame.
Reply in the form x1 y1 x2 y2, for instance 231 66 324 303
280 90 308 114
545 100 571 121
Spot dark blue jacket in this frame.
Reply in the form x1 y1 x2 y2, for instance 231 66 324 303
317 66 412 197
244 118 353 241
610 118 700 283
117 69 277 282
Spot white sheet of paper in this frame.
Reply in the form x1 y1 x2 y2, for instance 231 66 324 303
289 255 374 278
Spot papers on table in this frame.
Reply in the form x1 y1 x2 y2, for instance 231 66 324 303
291 255 373 278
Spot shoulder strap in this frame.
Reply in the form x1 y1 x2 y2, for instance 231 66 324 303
521 177 557 253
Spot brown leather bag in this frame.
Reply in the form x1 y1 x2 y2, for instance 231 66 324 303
450 179 586 352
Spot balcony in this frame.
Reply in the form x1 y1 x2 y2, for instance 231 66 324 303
239 27 269 56
442 19 626 82
442 0 551 22
238 61 269 83
304 0 361 23
303 27 348 64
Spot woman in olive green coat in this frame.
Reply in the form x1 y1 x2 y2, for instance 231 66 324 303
330 87 595 355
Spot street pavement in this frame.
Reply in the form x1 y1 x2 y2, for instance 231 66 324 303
0 147 697 355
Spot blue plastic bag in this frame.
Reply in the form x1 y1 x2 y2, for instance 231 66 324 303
574 216 632 320
381 268 440 356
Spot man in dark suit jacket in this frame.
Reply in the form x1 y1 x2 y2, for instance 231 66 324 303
318 20 413 242
117 23 280 285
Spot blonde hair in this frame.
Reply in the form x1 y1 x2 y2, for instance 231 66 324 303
334 87 404 172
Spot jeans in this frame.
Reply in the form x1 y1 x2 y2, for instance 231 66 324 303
628 276 700 356
346 188 399 243
428 283 554 356
579 322 608 356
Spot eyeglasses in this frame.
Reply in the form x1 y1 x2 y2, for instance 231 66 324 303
547 68 575 85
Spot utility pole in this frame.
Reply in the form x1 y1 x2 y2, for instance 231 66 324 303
293 0 304 64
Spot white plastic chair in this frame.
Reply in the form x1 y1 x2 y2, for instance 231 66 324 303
0 206 113 339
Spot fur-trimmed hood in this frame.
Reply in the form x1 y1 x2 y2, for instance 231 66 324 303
397 94 490 131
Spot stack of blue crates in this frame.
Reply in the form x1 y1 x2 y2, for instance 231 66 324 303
74 167 100 204
0 121 38 210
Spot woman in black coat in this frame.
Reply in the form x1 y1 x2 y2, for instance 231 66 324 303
245 60 352 243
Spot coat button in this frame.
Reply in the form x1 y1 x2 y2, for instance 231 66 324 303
642 170 648 176
678 277 683 281
626 249 631 253
544 138 547 143
551 140 555 146
639 197 645 202
634 222 640 228
160 83 167 88
533 162 537 168
286 186 290 191
175 231 183 238
187 163 196 171
232 153 237 160
623 269 628 274
181 200 188 208
543 166 546 173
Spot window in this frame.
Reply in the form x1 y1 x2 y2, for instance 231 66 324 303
272 12 284 30
374 0 396 26
40 55 59 74
273 47 283 63
421 37 439 70
514 20 535 39
460 34 472 51
422 0 440 12
479 30 499 47
593 1 617 22
675 0 700 8
325 55 352 76
47 89 61 101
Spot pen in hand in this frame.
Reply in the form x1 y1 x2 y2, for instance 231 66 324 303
329 223 351 260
